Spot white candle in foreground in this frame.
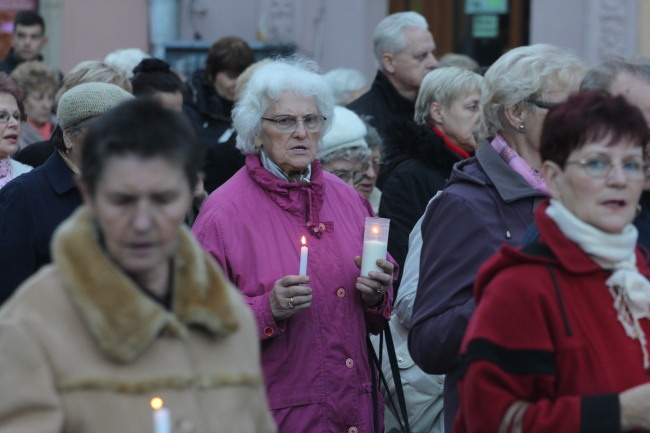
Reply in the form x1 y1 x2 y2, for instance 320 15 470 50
360 239 387 277
299 236 308 276
151 397 171 433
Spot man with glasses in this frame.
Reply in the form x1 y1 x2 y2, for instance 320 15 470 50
0 10 49 74
317 106 371 189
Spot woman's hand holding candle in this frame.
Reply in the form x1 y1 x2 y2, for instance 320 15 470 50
269 275 313 321
354 256 394 307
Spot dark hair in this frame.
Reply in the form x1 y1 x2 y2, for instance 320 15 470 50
204 37 255 81
81 98 203 194
131 58 184 96
13 10 45 33
540 90 649 167
0 72 24 114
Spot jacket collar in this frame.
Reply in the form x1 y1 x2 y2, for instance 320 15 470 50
475 140 545 203
43 150 78 196
52 206 240 363
371 71 415 114
246 154 327 236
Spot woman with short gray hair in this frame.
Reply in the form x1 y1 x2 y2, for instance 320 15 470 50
193 57 395 433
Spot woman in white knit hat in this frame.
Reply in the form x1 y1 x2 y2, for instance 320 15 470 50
317 105 370 188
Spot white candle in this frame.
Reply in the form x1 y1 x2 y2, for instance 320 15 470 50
360 239 387 277
151 397 171 433
299 236 308 276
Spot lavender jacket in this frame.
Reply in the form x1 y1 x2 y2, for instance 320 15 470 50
193 155 393 433
409 142 546 433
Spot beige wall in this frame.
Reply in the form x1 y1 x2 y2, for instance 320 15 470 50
51 0 148 73
42 0 386 80
639 0 650 57
178 0 388 82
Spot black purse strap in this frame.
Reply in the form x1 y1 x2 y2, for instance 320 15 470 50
384 322 411 433
368 322 411 433
367 336 380 433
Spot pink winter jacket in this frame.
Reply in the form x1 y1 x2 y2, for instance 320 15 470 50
193 155 393 433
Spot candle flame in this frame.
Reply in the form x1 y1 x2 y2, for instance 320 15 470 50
301 235 306 246
371 225 380 235
151 397 164 410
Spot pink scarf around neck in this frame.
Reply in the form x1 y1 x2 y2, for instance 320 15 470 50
490 134 548 194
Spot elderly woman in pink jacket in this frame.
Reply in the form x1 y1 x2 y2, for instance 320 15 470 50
192 57 395 433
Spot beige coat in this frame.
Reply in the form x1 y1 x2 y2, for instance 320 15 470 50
0 206 277 433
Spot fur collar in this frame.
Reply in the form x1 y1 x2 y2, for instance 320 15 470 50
52 206 239 363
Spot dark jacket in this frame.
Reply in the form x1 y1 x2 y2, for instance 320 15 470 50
202 132 245 193
0 151 82 304
455 200 650 433
13 136 55 168
183 69 234 147
0 48 31 74
378 123 463 294
347 71 415 187
183 69 243 191
635 190 650 251
408 141 546 433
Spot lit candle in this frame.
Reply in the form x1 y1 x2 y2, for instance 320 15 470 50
151 397 171 433
360 217 390 277
299 236 308 276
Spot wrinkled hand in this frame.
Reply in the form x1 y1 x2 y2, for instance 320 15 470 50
354 256 393 307
620 382 650 430
269 275 313 321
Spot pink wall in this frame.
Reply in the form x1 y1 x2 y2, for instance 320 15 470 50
59 0 148 73
178 0 388 82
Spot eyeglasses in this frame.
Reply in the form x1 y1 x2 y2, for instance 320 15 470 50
370 158 384 174
0 111 24 124
565 157 648 181
261 114 327 134
525 99 561 110
330 163 369 185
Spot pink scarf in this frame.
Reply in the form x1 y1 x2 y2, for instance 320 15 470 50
0 158 12 188
490 134 548 194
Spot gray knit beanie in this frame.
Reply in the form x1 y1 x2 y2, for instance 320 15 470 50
57 82 133 128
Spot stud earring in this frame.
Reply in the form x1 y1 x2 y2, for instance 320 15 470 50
518 123 526 132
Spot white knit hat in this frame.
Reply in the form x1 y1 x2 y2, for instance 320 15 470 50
318 106 368 161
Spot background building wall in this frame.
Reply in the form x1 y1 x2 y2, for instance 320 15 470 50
41 0 148 73
178 0 387 81
530 0 642 67
31 0 650 77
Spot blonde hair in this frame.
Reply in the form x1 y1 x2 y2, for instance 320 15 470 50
414 66 483 125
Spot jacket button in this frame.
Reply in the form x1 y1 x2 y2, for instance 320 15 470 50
263 327 274 336
348 427 359 433
202 121 208 128
397 354 404 363
336 288 345 298
176 418 196 433
345 358 354 368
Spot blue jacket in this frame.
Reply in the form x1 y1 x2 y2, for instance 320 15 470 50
408 142 546 432
0 152 82 303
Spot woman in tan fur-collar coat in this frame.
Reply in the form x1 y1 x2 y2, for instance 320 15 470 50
0 98 277 433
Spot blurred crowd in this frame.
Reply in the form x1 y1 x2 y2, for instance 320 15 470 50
1 7 650 433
